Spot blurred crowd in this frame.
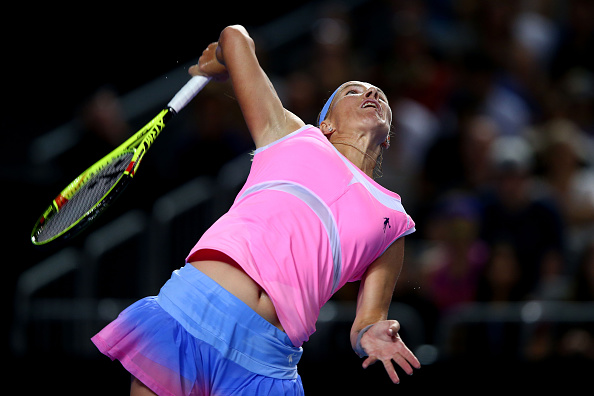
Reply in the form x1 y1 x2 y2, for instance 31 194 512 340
47 0 594 367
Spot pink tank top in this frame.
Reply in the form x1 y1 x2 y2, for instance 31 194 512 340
187 125 415 346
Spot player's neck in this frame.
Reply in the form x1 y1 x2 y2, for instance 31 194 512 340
331 137 379 177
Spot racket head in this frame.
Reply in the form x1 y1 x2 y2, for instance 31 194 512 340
31 109 172 245
31 150 135 245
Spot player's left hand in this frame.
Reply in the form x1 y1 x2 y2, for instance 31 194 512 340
360 320 421 384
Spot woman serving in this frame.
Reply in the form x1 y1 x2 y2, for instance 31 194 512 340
92 25 420 396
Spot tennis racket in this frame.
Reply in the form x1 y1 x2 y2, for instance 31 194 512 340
31 74 212 245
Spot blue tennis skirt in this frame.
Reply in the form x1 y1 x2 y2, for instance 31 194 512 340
92 263 304 395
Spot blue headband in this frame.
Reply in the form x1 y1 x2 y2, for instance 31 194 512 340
318 85 343 126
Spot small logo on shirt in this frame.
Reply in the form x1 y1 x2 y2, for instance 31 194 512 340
383 217 391 233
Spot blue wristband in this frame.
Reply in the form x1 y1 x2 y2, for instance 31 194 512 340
354 324 374 358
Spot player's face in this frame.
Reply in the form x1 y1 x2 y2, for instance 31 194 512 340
329 81 392 140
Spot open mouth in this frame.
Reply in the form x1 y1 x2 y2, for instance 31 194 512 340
361 99 382 116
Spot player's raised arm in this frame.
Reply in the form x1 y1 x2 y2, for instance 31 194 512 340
190 25 304 148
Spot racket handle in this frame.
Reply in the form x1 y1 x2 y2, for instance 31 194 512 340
167 75 212 113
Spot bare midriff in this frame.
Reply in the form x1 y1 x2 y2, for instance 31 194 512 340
189 249 284 332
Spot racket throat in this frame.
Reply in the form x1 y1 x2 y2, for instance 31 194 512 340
125 161 137 177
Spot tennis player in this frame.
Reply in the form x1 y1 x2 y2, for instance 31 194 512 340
92 25 420 395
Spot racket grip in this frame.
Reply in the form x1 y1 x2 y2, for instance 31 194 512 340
167 75 212 113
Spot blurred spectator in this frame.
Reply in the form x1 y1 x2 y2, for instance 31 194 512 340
549 0 594 82
456 48 532 136
549 0 594 135
532 119 594 228
476 242 523 303
528 119 594 288
460 115 498 191
80 88 130 149
420 193 489 311
382 0 455 114
480 135 565 300
56 87 130 172
465 242 525 360
512 0 558 66
417 113 497 230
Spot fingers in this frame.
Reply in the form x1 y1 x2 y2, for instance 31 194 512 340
188 64 202 76
363 356 401 384
363 347 421 385
382 359 401 384
361 356 377 369
408 351 422 369
393 354 414 376
400 342 422 370
391 332 421 370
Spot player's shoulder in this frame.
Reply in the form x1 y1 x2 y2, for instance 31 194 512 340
254 109 306 149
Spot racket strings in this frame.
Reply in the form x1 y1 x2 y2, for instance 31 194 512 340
35 152 134 242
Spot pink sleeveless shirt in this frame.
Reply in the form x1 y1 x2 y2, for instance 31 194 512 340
186 125 415 346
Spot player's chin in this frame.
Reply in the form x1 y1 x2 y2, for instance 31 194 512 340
360 117 390 139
